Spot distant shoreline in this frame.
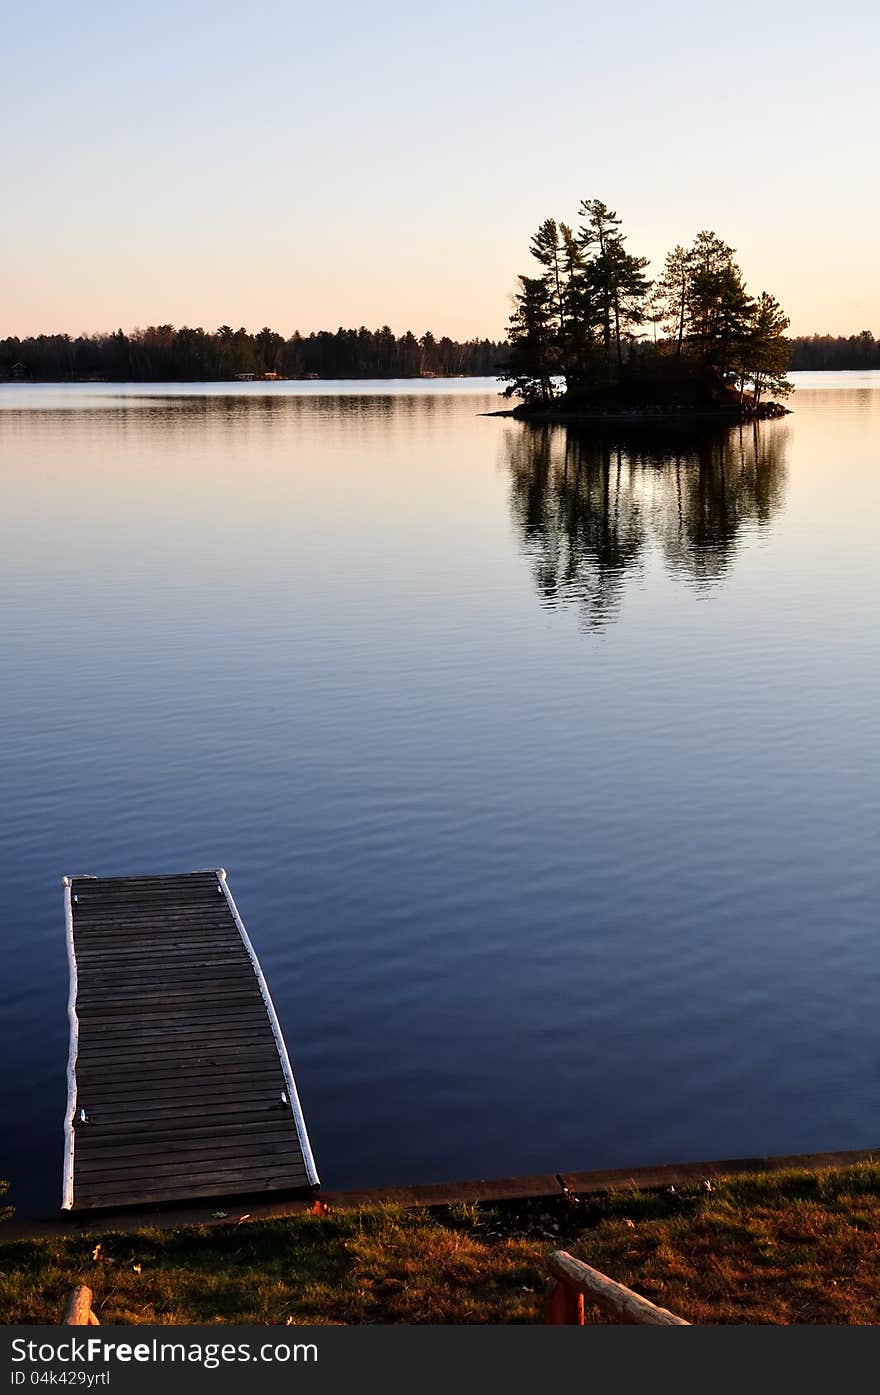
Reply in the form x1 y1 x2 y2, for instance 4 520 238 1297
0 367 874 387
0 373 497 385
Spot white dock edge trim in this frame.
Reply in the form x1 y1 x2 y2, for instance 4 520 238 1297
61 877 78 1210
217 868 320 1187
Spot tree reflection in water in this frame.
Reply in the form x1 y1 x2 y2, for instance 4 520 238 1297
504 420 788 628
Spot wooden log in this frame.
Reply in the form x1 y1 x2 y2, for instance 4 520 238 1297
63 1286 97 1325
548 1252 689 1326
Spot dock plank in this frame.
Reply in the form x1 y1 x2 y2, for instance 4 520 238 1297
63 869 318 1211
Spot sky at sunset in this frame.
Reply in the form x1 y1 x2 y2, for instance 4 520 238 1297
4 0 879 340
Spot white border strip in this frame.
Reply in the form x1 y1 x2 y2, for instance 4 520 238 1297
218 868 319 1187
61 877 79 1210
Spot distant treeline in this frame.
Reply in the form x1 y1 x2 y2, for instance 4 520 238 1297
787 332 880 371
0 325 507 381
2 324 878 382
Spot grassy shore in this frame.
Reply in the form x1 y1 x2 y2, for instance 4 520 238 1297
1 1164 878 1324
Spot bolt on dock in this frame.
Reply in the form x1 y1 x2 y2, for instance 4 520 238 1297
62 869 318 1212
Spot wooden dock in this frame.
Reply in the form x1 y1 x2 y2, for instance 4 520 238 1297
62 869 318 1212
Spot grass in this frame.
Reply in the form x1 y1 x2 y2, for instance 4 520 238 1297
1 1164 879 1324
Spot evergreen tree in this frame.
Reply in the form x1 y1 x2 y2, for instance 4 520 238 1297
685 231 750 369
656 245 691 353
255 326 284 372
608 240 652 363
529 219 568 357
419 330 439 373
577 199 623 354
558 222 597 388
502 275 559 404
734 292 792 406
576 199 650 365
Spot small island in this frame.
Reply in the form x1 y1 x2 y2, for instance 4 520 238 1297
500 199 792 422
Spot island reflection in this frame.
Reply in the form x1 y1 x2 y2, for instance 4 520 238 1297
505 421 788 628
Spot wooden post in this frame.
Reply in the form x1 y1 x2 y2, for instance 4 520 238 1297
63 1286 98 1325
544 1278 585 1325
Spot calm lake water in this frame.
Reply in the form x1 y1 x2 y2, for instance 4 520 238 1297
1 373 878 1216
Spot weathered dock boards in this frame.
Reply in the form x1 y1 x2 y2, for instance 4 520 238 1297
62 869 318 1211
